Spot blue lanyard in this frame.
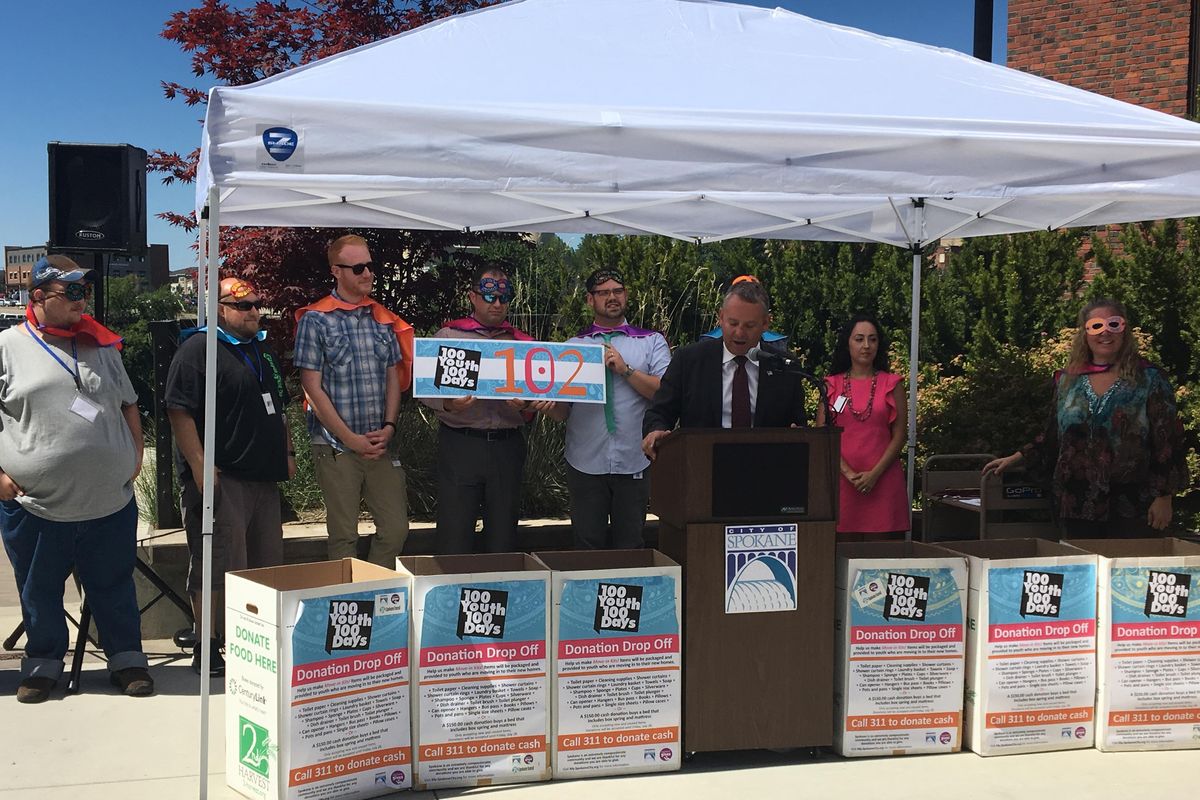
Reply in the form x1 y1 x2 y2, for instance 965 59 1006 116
25 322 82 392
233 341 264 385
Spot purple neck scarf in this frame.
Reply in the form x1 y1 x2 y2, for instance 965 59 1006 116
576 322 661 339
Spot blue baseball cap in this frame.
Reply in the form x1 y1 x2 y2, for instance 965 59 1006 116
31 255 96 289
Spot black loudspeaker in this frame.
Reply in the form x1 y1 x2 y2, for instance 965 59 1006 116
48 142 147 255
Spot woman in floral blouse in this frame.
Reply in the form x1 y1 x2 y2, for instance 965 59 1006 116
983 299 1187 537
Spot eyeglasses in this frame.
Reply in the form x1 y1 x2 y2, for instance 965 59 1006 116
473 290 514 305
220 299 264 311
590 287 626 299
44 283 92 302
334 262 374 275
1085 316 1126 334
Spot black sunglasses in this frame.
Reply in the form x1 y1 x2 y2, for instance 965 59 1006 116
44 283 93 302
334 262 375 275
473 290 515 305
219 300 264 311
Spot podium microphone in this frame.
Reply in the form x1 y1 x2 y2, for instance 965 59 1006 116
751 348 832 425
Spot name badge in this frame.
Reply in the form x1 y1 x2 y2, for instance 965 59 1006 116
70 394 102 423
262 392 277 415
832 395 848 414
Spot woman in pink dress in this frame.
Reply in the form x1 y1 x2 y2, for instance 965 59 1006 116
815 314 909 538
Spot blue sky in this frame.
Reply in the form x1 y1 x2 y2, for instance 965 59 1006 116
0 1 1006 270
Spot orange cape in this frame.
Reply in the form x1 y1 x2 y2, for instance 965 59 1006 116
295 295 415 391
24 304 123 350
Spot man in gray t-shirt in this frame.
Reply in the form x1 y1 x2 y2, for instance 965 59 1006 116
0 255 152 703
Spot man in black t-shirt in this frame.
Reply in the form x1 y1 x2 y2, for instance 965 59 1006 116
165 277 293 674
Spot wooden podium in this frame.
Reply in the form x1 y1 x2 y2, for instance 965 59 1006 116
650 427 839 752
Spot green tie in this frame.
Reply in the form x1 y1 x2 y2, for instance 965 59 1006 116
602 332 618 434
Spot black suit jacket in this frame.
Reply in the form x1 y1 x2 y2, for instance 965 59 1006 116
642 337 808 434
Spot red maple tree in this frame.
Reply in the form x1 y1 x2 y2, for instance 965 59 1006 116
152 0 506 333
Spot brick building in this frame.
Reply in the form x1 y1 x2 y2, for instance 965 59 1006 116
1008 0 1200 118
4 245 46 299
1007 1 1200 267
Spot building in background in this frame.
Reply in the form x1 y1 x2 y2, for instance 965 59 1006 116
1008 0 1199 117
169 266 197 302
107 243 170 290
1007 1 1200 262
4 244 46 300
2 243 170 298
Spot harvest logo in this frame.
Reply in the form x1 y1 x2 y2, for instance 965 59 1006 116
238 716 271 778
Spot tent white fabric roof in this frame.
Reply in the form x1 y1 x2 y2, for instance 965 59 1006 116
198 0 1200 247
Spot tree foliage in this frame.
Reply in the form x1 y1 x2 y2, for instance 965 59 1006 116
152 0 504 321
102 277 185 426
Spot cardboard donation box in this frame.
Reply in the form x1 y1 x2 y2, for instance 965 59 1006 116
534 549 682 778
941 540 1097 756
1072 538 1200 752
225 559 414 800
834 542 968 757
400 554 551 790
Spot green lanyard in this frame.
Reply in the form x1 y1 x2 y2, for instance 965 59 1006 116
601 332 619 434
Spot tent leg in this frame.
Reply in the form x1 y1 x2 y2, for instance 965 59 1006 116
197 217 207 329
198 186 220 800
905 203 925 541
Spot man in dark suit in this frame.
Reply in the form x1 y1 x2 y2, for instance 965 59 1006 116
642 280 807 460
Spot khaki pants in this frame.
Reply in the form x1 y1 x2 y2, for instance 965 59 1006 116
312 443 409 567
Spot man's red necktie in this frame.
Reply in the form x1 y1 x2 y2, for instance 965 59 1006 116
732 355 751 428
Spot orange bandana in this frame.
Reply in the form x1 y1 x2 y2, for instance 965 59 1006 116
24 304 123 350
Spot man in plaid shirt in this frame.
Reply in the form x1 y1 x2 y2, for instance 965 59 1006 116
294 234 414 566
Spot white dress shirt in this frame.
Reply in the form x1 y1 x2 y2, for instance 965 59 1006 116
720 343 760 427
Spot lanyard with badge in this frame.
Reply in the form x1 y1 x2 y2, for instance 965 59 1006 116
230 338 277 416
25 322 103 423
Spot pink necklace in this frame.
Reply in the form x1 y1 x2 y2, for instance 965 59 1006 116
842 372 877 421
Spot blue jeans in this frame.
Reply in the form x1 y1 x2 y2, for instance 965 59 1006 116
0 498 147 680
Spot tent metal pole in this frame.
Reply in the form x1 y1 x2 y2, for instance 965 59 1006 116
198 185 220 799
905 200 925 540
197 219 207 329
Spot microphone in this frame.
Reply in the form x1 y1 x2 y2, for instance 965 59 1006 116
751 347 832 426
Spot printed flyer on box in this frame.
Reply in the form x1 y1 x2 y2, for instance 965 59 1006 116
415 579 549 788
412 338 605 403
285 587 412 799
555 575 681 775
1102 565 1200 749
841 567 966 755
981 563 1097 752
227 602 281 800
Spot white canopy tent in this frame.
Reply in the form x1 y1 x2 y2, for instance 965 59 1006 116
192 0 1200 792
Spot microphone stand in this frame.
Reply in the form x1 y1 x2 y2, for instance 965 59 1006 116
754 349 836 428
